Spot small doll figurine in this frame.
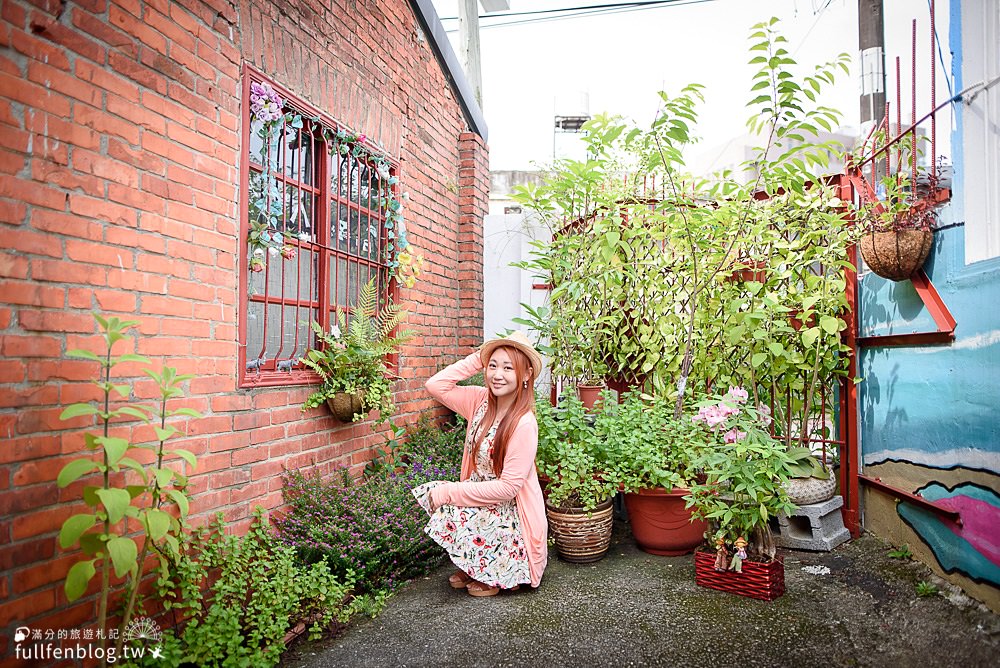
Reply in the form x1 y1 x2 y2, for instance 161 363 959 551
713 535 729 572
729 536 748 573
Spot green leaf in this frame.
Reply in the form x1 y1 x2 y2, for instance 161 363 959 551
117 457 148 483
154 468 174 488
58 459 100 488
66 349 101 362
801 327 820 348
116 406 151 421
65 559 97 602
751 352 768 368
767 342 785 357
96 488 132 525
115 354 151 365
59 514 96 548
144 509 172 541
96 436 129 467
173 449 197 469
59 404 98 420
167 489 190 518
171 407 203 418
820 315 841 334
154 425 180 442
106 536 138 579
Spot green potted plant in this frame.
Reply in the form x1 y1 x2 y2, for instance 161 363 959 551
536 391 618 563
685 388 797 601
783 445 835 506
300 278 412 423
856 172 938 281
605 391 709 556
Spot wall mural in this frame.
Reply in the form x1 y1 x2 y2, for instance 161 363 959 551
896 482 1000 587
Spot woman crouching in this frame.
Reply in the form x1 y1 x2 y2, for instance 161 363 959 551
412 332 547 596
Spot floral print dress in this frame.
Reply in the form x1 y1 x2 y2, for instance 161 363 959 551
412 402 531 589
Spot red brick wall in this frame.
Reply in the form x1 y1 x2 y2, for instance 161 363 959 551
0 0 486 642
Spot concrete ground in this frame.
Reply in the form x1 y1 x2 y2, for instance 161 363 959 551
285 522 999 668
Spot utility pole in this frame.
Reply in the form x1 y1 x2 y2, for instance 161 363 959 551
858 0 887 126
458 0 483 108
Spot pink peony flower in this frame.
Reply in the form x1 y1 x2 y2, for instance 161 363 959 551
724 428 747 443
280 245 297 260
727 386 749 403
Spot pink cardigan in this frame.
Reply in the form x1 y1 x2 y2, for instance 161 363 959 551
424 352 548 587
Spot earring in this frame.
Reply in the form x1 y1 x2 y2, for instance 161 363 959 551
522 380 528 389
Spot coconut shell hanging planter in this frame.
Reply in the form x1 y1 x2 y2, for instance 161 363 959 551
859 229 933 281
326 391 365 422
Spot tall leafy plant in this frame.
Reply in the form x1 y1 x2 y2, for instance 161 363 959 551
56 314 199 647
513 19 856 448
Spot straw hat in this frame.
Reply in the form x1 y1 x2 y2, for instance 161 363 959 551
479 331 542 381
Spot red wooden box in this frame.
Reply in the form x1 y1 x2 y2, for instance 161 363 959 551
694 550 785 601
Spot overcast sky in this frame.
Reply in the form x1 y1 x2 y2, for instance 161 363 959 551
431 0 953 171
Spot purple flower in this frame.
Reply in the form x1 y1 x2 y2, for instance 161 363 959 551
724 428 747 443
726 386 749 404
250 81 284 123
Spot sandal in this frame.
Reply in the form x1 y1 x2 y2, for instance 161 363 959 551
448 570 473 589
465 581 520 597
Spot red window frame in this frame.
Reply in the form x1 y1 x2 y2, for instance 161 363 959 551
238 66 398 389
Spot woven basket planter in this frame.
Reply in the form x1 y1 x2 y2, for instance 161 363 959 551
694 551 785 601
326 391 364 422
859 229 933 281
784 476 837 506
546 499 614 564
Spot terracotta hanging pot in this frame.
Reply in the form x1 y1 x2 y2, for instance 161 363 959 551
326 391 364 422
859 229 933 281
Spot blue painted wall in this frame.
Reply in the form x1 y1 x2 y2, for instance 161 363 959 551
857 0 1000 604
859 223 1000 475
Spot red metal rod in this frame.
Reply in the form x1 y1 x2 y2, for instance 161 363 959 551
930 0 937 186
896 57 902 175
911 19 917 179
859 474 962 525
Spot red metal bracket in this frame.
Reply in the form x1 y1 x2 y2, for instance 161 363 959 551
858 474 963 525
857 267 957 347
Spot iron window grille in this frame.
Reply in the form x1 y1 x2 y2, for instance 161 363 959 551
238 70 396 389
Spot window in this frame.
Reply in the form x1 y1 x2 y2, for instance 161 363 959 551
239 70 396 388
962 0 1000 264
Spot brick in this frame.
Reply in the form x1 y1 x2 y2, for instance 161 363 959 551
65 238 135 268
0 586 54 626
28 12 106 64
0 175 66 210
0 280 64 307
73 6 137 56
0 435 61 465
31 258 107 287
0 255 29 279
75 59 139 103
108 50 167 95
8 26 71 71
72 148 140 188
69 193 138 228
30 160 103 195
0 227 61 258
27 61 102 108
107 137 165 173
73 104 140 145
1 335 61 358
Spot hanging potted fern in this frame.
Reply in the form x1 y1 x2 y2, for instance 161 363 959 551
300 278 413 423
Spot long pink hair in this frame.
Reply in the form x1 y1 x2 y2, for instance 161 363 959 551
472 345 536 477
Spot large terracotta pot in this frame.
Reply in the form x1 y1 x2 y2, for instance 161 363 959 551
623 487 707 556
858 229 933 281
576 384 604 410
694 550 785 601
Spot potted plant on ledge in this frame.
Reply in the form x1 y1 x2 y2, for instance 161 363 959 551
536 391 618 563
857 173 939 281
685 388 797 601
300 279 412 423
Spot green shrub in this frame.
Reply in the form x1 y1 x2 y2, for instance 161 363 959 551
126 511 354 667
